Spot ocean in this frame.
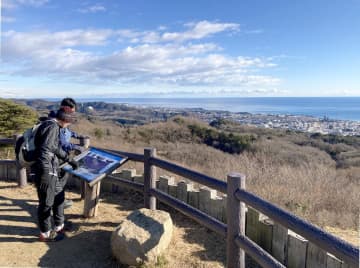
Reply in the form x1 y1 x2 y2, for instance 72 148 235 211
76 97 360 122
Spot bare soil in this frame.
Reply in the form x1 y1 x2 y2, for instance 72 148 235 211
0 180 225 268
0 180 357 268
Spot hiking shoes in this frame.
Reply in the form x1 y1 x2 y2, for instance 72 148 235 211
39 231 65 242
54 223 64 234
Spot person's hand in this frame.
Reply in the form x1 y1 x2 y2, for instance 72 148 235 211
38 174 50 191
39 182 49 191
73 145 85 153
68 159 79 170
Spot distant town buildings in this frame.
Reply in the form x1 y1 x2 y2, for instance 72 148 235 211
149 106 360 136
197 112 360 136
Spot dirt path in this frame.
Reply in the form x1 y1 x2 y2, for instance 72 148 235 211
0 181 225 267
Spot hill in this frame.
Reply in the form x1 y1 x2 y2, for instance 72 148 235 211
68 115 359 230
1 99 359 230
12 99 189 125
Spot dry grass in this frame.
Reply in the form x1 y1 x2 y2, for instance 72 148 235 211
0 115 359 266
69 117 360 230
1 116 354 231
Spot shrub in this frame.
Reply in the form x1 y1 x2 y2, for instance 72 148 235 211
0 99 38 137
188 123 255 154
94 128 104 139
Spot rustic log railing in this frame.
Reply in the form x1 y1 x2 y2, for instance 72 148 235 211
0 137 27 187
103 147 358 268
234 188 358 267
0 139 358 268
125 148 358 268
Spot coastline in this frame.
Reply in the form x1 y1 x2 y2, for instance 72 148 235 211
13 97 360 136
130 104 360 136
42 97 360 122
79 97 360 122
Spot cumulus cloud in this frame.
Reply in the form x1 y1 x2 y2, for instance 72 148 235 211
3 29 113 56
1 20 279 91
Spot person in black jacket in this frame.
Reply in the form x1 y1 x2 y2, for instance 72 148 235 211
34 108 78 242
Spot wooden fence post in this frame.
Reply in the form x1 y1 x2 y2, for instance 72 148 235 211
227 173 246 268
17 166 27 187
144 147 156 210
14 135 27 187
83 181 101 217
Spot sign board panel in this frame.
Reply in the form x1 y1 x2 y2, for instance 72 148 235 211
62 147 128 186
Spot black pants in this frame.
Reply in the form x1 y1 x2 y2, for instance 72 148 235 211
58 170 69 189
36 176 65 233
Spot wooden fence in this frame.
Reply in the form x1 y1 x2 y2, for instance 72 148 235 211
0 139 358 268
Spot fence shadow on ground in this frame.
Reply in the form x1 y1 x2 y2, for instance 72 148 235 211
0 194 38 243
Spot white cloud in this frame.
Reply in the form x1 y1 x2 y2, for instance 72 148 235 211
2 0 49 9
117 21 240 44
157 25 167 31
0 88 26 98
78 4 106 13
162 21 239 43
1 21 279 92
3 29 113 56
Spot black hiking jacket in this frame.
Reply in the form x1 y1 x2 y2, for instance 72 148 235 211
34 119 69 179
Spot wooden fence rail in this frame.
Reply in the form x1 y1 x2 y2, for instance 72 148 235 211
0 139 358 268
235 235 285 268
140 147 358 268
0 137 27 187
0 138 16 145
150 156 227 193
234 188 358 266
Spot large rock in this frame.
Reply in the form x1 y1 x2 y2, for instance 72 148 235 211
111 208 173 266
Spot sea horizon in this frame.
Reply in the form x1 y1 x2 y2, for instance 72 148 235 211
39 96 360 122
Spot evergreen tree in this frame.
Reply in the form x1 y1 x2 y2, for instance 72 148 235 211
0 99 38 137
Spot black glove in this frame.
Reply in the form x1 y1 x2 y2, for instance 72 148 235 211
73 144 85 153
68 159 79 170
39 175 50 191
38 172 51 191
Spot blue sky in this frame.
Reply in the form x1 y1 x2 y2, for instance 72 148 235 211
0 0 359 98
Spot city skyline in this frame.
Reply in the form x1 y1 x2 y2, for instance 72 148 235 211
1 0 359 98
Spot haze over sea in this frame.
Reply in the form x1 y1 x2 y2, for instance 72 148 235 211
76 97 360 122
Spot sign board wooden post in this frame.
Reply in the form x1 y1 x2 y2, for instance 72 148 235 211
62 147 128 217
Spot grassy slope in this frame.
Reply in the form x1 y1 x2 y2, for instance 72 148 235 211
70 116 359 230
